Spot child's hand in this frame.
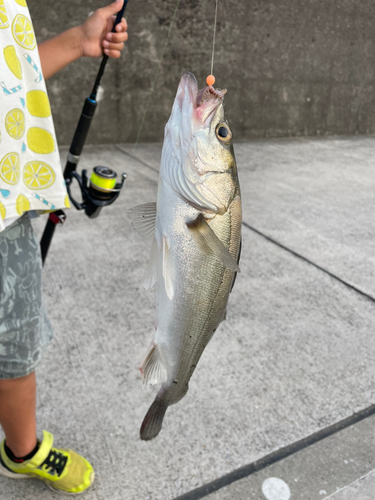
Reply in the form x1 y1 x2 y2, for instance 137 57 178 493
79 0 128 59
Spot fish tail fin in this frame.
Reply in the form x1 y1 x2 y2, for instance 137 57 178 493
140 398 168 441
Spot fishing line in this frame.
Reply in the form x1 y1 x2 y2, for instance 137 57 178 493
133 0 220 148
133 0 182 150
210 0 219 77
206 0 219 86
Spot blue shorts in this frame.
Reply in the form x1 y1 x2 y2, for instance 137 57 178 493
0 214 53 379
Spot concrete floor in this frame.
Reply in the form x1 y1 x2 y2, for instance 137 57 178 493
0 137 374 500
204 413 375 500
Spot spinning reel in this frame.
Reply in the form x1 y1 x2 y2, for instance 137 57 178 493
66 165 127 219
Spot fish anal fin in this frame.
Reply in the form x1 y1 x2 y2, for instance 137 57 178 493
140 342 168 386
187 215 240 273
128 202 157 240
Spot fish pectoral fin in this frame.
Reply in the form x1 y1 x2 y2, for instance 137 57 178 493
143 237 159 291
127 202 157 240
162 236 174 300
187 215 241 273
140 342 168 386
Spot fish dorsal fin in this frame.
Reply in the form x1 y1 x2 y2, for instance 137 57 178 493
162 236 175 300
140 342 168 386
187 215 241 272
143 237 159 291
128 202 157 240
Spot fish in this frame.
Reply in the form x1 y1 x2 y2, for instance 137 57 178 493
128 72 242 440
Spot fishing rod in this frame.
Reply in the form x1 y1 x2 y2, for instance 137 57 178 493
40 0 129 264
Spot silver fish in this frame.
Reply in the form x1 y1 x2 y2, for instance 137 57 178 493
129 72 242 440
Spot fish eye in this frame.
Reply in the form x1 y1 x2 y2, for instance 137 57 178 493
216 123 232 143
218 126 228 137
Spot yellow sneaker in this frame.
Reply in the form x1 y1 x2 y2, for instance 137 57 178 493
0 430 94 495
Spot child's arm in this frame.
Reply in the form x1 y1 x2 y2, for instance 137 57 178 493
38 0 128 81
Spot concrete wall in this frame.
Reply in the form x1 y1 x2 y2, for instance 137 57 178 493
29 0 375 145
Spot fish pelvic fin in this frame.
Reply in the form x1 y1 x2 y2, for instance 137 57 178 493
162 236 174 300
140 342 168 386
143 237 159 291
140 398 168 441
187 215 240 272
128 202 157 241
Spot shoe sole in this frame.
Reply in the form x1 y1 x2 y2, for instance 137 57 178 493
0 461 30 479
0 461 94 496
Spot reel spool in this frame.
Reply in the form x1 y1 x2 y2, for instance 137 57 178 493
66 166 127 219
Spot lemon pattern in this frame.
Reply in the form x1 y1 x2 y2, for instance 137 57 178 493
0 1 67 227
16 193 30 215
12 13 35 49
0 202 6 220
4 45 22 78
64 194 71 208
0 152 20 185
26 90 51 117
23 161 55 190
0 0 9 29
27 127 55 154
5 108 25 139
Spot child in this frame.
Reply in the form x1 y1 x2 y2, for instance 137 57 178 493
0 0 128 494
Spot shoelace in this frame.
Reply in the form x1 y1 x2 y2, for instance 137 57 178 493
40 449 68 477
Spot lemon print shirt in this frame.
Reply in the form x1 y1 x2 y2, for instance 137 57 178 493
0 0 69 231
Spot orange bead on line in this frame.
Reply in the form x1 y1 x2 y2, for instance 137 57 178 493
206 74 215 86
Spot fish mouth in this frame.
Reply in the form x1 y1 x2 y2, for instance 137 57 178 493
175 73 227 125
196 85 227 108
196 83 227 124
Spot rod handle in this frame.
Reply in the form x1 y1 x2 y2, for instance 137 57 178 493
64 97 97 179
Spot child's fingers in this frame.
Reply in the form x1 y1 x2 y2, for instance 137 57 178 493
108 16 127 32
103 40 125 52
106 31 128 43
103 48 122 59
115 18 128 32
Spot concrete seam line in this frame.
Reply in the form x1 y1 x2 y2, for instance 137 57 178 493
113 144 160 174
242 222 375 303
322 468 375 499
172 404 375 500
